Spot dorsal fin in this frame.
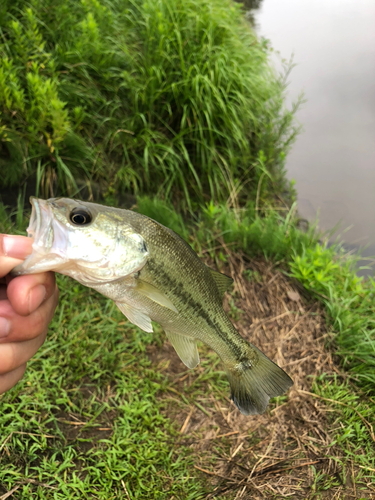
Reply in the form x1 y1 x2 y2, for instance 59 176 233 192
166 331 200 369
209 268 233 297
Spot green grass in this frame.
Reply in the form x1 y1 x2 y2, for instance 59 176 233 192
0 0 298 206
0 276 207 499
2 198 375 497
137 196 319 263
290 243 375 388
135 196 190 241
1 0 374 495
120 195 375 391
311 375 375 494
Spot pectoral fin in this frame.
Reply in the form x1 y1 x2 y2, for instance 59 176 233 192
135 280 178 313
208 268 233 297
116 302 153 333
166 331 200 369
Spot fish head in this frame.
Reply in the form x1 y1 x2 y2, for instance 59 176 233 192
13 197 148 285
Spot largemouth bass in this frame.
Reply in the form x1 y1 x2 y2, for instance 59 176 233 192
13 197 292 415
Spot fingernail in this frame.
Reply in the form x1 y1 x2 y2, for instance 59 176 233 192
0 318 11 339
28 285 47 313
2 235 33 259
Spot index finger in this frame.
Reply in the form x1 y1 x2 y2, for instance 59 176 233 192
0 235 33 278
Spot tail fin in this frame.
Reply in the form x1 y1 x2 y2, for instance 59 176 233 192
225 344 293 415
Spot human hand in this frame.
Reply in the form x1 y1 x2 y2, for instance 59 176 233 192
0 235 59 394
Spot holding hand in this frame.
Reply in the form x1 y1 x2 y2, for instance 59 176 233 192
0 235 59 395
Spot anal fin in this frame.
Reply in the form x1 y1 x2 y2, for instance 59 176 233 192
166 331 200 369
116 302 153 333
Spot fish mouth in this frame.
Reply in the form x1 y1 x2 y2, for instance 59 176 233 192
27 197 54 250
27 197 42 241
12 197 63 275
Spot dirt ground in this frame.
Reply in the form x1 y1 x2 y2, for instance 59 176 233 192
149 254 375 499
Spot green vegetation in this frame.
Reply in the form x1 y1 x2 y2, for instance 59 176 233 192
4 200 375 497
137 197 318 261
312 375 375 492
2 198 375 497
138 196 375 391
0 0 298 206
290 243 375 387
0 272 207 499
1 0 375 497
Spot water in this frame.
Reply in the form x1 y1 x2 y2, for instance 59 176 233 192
250 0 375 269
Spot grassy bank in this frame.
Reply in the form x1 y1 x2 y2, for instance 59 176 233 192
1 199 375 498
137 196 375 392
1 0 375 496
0 274 206 499
0 0 298 206
290 244 375 388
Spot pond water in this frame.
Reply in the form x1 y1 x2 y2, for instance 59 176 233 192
250 0 375 270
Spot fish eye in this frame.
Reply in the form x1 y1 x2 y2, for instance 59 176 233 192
70 207 92 226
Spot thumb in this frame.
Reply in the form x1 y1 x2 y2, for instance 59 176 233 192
0 235 33 278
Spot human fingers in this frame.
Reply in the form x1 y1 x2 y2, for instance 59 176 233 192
7 272 57 316
0 289 58 343
0 363 27 395
0 235 33 278
0 330 47 375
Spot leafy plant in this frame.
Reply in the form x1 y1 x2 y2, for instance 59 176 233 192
0 0 299 206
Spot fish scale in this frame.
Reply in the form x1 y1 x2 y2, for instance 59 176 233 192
13 197 293 415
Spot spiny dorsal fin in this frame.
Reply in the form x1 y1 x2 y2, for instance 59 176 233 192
209 268 233 297
116 302 153 333
166 331 200 369
135 279 178 313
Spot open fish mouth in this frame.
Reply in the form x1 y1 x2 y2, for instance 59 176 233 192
12 197 66 275
27 197 46 241
26 197 54 251
12 196 149 284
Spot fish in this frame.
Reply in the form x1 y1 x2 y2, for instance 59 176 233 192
13 197 293 415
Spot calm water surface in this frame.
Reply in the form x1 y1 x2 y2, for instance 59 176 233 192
251 0 375 265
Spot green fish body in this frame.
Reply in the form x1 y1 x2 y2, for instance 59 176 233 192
13 198 293 415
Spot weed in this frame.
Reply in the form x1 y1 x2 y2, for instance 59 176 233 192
311 374 375 489
290 243 375 388
1 197 375 498
0 276 208 499
136 195 375 391
0 0 299 206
